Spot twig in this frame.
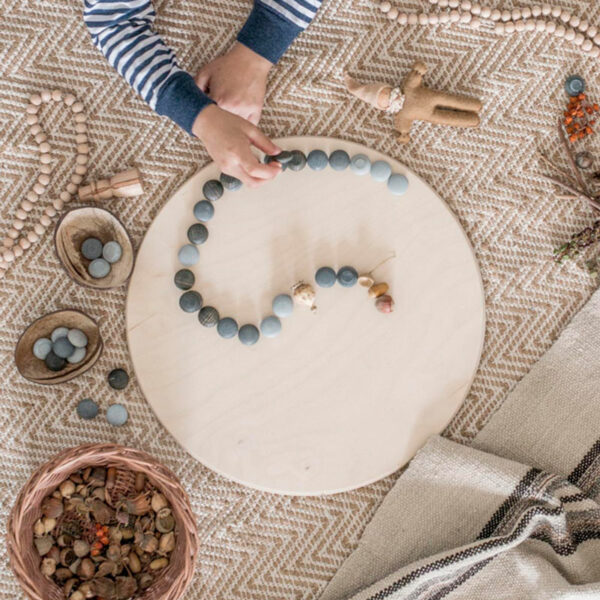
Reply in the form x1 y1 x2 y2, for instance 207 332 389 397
544 175 600 212
538 152 578 188
554 220 600 262
557 118 589 195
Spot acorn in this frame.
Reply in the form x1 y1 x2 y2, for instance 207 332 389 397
368 282 389 298
358 274 375 287
375 294 394 314
292 281 317 312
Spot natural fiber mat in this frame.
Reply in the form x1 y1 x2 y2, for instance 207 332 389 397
1 0 600 597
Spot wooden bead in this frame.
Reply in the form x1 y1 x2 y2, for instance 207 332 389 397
75 134 88 144
40 90 52 102
368 282 389 298
574 33 585 46
569 15 580 28
471 3 481 15
438 12 449 23
449 10 460 22
75 165 88 175
52 198 64 211
448 0 458 7
27 231 39 243
40 153 52 164
33 182 46 195
38 174 50 186
583 39 593 52
515 20 525 32
40 215 52 227
19 238 31 250
26 104 39 114
578 19 588 32
541 3 551 16
74 113 87 123
521 7 531 19
12 219 24 230
71 102 84 113
26 114 38 125
495 22 505 33
460 1 471 10
13 246 24 258
15 209 27 220
531 5 542 17
470 17 481 28
546 21 556 33
39 142 51 153
34 222 45 234
2 238 14 249
34 132 47 144
26 191 38 203
30 93 42 106
560 11 571 23
64 93 76 106
565 28 576 41
591 47 600 58
77 143 90 154
555 24 566 37
587 26 597 38
71 173 83 184
505 21 515 33
21 199 33 211
76 154 88 165
378 0 390 9
51 89 63 102
525 20 536 31
480 6 491 18
535 20 545 32
40 164 52 175
66 183 78 194
460 12 471 23
417 12 428 24
44 206 57 217
511 8 521 20
551 6 561 18
595 34 600 45
428 13 439 24
30 124 42 136
75 123 87 134
7 228 19 238
3 249 15 262
490 8 501 20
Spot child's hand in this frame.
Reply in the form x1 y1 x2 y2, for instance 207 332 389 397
192 104 281 187
195 43 272 125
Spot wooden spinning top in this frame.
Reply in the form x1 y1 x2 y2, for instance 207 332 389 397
78 168 144 201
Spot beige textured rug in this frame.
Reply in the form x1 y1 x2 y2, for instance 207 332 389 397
1 0 600 598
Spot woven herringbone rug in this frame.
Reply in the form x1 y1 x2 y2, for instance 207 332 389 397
1 0 599 598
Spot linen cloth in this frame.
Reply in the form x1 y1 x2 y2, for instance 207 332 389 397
2 1 600 599
321 285 600 600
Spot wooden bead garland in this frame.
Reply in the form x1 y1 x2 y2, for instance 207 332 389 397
377 0 600 57
0 90 90 278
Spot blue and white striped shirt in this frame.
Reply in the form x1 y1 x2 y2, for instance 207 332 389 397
83 0 321 134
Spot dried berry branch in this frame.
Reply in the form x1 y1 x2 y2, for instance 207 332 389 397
558 118 589 195
544 175 600 212
554 220 600 262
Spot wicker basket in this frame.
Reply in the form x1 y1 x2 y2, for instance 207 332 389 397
7 444 198 600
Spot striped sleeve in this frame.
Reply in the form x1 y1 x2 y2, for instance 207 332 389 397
237 0 322 63
83 0 213 134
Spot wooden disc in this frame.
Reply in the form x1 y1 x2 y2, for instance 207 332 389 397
126 137 485 495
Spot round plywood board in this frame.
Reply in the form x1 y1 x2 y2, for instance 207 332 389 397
126 136 485 496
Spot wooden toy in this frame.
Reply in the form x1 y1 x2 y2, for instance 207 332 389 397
78 167 144 201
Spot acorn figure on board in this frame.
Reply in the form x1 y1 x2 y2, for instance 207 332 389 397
78 168 145 201
345 61 482 144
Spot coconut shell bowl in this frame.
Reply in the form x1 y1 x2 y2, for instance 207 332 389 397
54 207 134 290
7 444 198 600
15 309 103 385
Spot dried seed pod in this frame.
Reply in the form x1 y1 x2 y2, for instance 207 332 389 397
60 548 77 567
106 466 117 488
121 527 134 540
109 526 123 544
116 576 138 600
134 472 145 492
91 486 106 501
82 467 92 482
90 499 113 524
116 509 130 525
127 551 141 573
63 578 78 597
76 485 90 498
41 557 56 577
57 534 73 547
149 557 169 570
77 558 96 579
89 467 106 486
70 473 83 484
139 533 159 553
375 294 394 314
137 572 153 589
43 517 57 533
41 496 63 519
368 282 389 298
120 543 131 557
78 582 94 599
292 281 317 312
151 492 168 512
124 493 151 515
73 540 90 558
358 274 375 287
106 543 122 563
34 536 53 556
96 559 118 578
70 591 85 600
33 518 46 536
55 567 73 581
48 545 61 564
159 531 175 553
92 577 115 599
156 508 175 533
60 480 76 498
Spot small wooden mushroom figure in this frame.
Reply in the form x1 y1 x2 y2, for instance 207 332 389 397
78 167 144 201
345 61 482 144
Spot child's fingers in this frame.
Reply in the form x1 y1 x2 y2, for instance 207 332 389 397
195 70 210 93
239 150 281 180
245 124 280 156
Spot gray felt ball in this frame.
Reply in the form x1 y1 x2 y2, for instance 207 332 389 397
106 403 128 426
81 237 103 260
45 351 66 372
193 200 214 222
102 241 122 264
174 269 195 290
187 223 208 245
260 316 282 338
329 150 350 171
77 398 99 420
179 290 203 313
315 266 336 288
307 150 328 171
67 328 88 348
272 294 294 318
273 150 293 164
371 160 392 182
350 154 371 175
238 324 260 346
51 326 69 342
53 336 75 359
337 266 359 287
387 173 409 196
33 337 52 360
88 258 111 279
67 347 87 364
288 150 307 171
198 306 219 327
220 173 242 191
108 368 129 390
217 317 238 339
178 244 199 267
203 180 224 201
